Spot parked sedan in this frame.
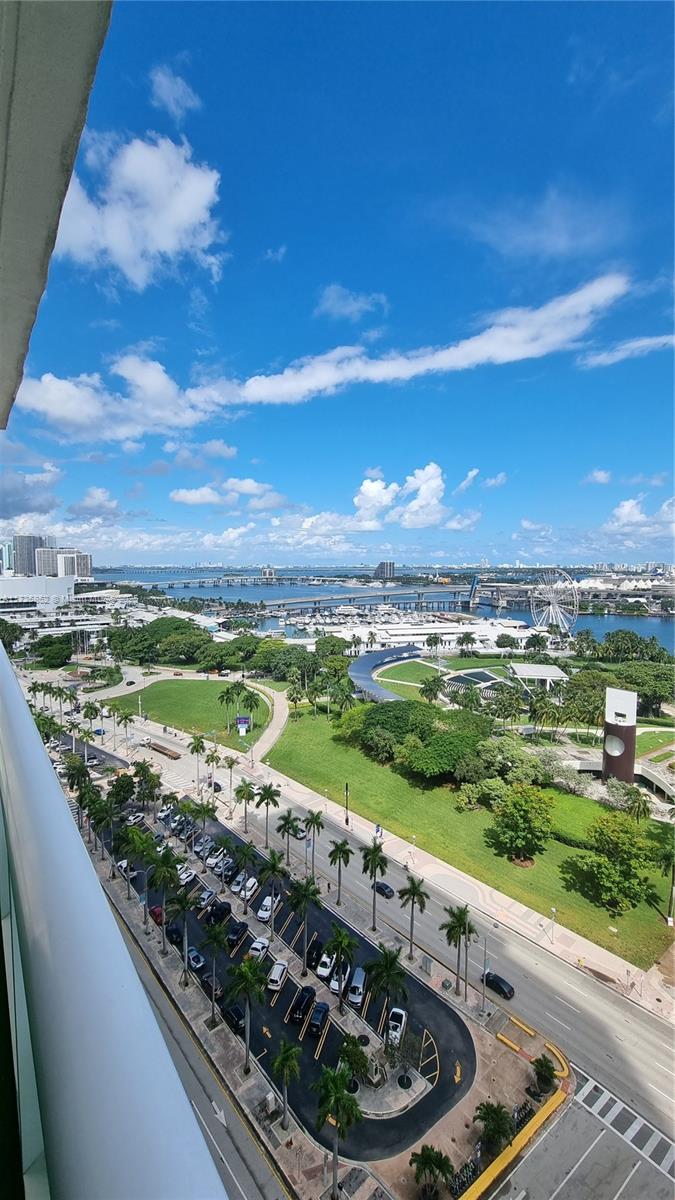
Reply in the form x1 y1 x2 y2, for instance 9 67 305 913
230 871 246 895
329 964 351 996
247 937 270 960
158 804 174 824
149 905 165 926
372 881 395 899
178 865 196 887
482 972 515 1000
267 960 289 991
291 825 307 841
307 940 324 971
257 892 282 923
388 1007 408 1047
242 876 258 902
125 812 145 828
308 1001 329 1037
227 920 248 950
204 901 232 926
166 922 182 946
206 848 225 870
290 985 316 1024
197 888 216 910
187 947 205 973
316 952 336 981
221 1003 245 1034
201 976 224 1001
116 859 138 880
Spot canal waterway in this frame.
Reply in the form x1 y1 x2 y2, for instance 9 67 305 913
94 568 674 651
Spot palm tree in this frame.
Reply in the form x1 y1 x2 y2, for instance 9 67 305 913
126 827 157 928
306 678 322 717
409 1144 454 1198
258 849 287 943
277 808 301 865
200 921 229 1025
235 841 258 915
425 632 442 669
473 1101 514 1154
117 711 134 758
188 733 206 795
272 1038 302 1131
350 634 362 658
655 840 675 923
328 838 354 906
79 780 101 844
226 958 267 1073
398 875 430 961
531 1054 556 1093
366 630 377 651
79 726 94 766
420 675 443 704
256 782 281 848
52 683 67 727
167 890 198 985
152 845 181 954
439 904 475 996
361 838 389 932
235 779 255 834
625 788 650 823
315 1064 363 1200
457 632 476 651
63 751 89 794
205 749 221 801
222 754 237 812
364 944 407 1048
287 679 304 719
335 678 354 715
82 700 100 741
218 683 237 733
176 798 198 853
194 798 217 872
64 717 81 754
108 701 121 751
324 922 358 1015
287 875 322 976
242 687 262 735
304 810 324 877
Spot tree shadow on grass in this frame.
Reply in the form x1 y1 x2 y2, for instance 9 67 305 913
558 854 662 917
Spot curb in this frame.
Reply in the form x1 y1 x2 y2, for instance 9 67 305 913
459 1087 568 1200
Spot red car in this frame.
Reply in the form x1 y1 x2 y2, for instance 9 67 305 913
149 905 165 926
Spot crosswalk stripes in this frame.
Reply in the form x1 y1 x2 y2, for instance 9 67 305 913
571 1064 674 1180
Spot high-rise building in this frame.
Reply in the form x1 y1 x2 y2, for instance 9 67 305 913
75 552 93 577
35 547 60 576
57 552 78 577
12 534 44 576
374 560 395 580
0 539 14 573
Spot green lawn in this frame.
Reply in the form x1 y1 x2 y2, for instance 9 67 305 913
378 680 429 702
636 729 675 758
251 677 290 692
442 655 514 671
116 679 271 752
651 749 675 764
265 712 673 969
378 661 439 683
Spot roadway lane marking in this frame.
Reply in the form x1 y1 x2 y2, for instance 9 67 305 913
548 1130 605 1200
648 1082 673 1102
191 1100 248 1200
545 1012 571 1031
612 1162 640 1200
564 982 590 997
655 1062 675 1078
554 995 580 1012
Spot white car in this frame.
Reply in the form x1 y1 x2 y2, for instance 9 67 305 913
125 812 145 828
329 964 351 995
116 859 138 880
158 805 174 823
388 1007 408 1048
178 866 196 887
291 825 307 840
248 937 270 960
257 892 282 923
242 876 258 901
198 888 216 910
316 952 336 981
206 848 225 869
230 871 246 895
267 960 289 991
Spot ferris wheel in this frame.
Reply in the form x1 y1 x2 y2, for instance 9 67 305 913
529 568 579 633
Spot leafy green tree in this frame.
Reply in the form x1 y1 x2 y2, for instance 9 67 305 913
0 617 22 652
625 788 651 823
200 922 229 1025
328 838 354 906
63 751 89 794
287 875 322 976
256 782 281 848
474 1101 514 1153
525 633 548 652
398 875 430 961
272 1038 302 1131
287 679 304 719
361 837 389 931
439 904 475 995
315 1065 363 1200
495 633 518 649
409 1145 455 1198
188 733 206 794
364 944 407 1048
82 701 100 740
456 633 476 650
339 1033 369 1083
577 813 652 914
491 786 554 862
324 922 358 1014
226 958 267 1074
655 839 675 923
277 808 301 865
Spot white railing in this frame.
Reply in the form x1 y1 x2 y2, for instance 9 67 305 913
0 645 226 1199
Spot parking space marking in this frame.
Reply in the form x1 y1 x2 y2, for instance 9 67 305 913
290 921 304 950
278 912 294 938
269 986 284 1008
419 1028 440 1087
648 1082 672 1102
376 1002 387 1038
548 1130 605 1200
314 1018 331 1060
284 986 300 1024
361 989 372 1021
612 1163 640 1200
298 1007 313 1041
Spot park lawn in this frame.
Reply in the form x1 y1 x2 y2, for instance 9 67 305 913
636 729 675 757
378 661 439 683
252 677 290 692
442 655 514 671
378 680 428 702
651 749 675 764
265 712 673 969
116 679 270 752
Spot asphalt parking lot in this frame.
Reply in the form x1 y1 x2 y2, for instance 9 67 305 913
113 805 477 1158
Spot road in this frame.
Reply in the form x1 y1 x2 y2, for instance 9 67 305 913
119 916 288 1200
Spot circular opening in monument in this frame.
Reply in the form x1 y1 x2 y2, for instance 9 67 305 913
357 1034 370 1046
604 734 625 757
398 1073 412 1089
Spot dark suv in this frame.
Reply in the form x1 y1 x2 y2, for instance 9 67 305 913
290 985 316 1024
227 920 248 950
221 1003 245 1034
482 971 515 1000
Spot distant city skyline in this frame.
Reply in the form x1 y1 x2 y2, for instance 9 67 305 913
0 3 672 566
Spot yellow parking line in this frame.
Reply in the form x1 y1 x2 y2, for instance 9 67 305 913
284 986 300 1024
314 1018 330 1061
290 921 304 950
229 934 247 958
377 1003 387 1037
278 912 294 938
298 1005 313 1041
361 990 372 1020
269 987 284 1008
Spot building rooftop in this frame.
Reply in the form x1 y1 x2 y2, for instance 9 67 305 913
509 663 569 681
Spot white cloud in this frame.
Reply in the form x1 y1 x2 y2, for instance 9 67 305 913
603 496 674 541
202 439 237 459
364 466 384 480
169 486 223 505
461 186 627 260
263 245 287 263
445 509 481 531
18 274 630 442
314 283 389 323
244 273 630 404
583 468 612 484
56 134 226 289
149 65 201 123
386 463 447 529
484 472 507 488
122 440 144 454
453 467 479 494
220 477 288 512
201 524 256 548
0 465 61 518
623 472 668 487
68 486 119 516
520 518 549 532
578 334 674 368
353 477 401 529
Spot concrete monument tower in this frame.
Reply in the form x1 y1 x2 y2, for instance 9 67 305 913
602 687 638 784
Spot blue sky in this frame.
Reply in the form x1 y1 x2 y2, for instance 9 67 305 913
1 2 673 566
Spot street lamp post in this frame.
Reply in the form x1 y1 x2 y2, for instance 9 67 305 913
480 936 488 1015
344 781 350 826
550 906 557 944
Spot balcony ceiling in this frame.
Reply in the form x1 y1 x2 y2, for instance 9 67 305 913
0 0 111 428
